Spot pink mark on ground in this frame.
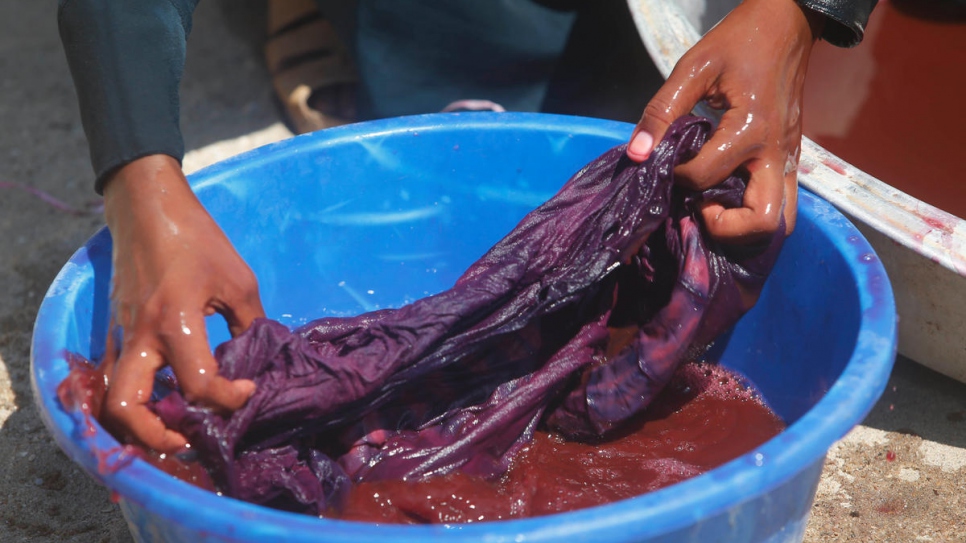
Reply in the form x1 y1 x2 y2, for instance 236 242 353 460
1 180 102 215
876 497 905 515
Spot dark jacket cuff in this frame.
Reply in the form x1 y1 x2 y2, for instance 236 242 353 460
58 0 198 193
798 0 879 47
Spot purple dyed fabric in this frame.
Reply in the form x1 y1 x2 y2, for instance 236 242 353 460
153 116 785 514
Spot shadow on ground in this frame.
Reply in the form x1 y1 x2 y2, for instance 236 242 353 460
863 355 966 449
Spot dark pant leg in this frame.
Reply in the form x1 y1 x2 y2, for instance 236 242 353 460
542 0 665 123
319 0 577 119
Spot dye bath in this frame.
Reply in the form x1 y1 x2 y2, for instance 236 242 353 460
336 362 783 523
56 356 216 491
336 362 783 524
59 357 783 522
802 0 966 217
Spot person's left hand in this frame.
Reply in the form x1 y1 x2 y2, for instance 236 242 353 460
627 0 825 243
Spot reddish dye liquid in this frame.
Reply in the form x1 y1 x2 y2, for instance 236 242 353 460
57 356 216 492
802 0 966 217
334 362 784 524
59 358 783 521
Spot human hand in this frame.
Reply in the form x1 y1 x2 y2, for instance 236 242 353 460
627 0 825 242
99 155 263 452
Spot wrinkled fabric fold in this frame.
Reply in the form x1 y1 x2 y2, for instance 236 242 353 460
153 116 785 515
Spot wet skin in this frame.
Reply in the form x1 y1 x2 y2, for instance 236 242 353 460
628 0 825 243
99 0 824 451
101 155 261 451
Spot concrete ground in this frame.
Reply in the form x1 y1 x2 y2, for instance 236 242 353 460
0 1 962 541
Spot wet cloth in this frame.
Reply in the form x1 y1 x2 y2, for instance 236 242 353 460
152 116 785 515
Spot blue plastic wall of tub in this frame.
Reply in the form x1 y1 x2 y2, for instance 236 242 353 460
31 113 897 543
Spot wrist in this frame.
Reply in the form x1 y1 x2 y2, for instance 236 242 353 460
102 155 199 229
736 0 825 43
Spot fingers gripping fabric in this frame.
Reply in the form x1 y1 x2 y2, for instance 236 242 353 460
153 116 786 514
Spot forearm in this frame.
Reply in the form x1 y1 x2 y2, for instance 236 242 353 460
796 0 878 47
57 0 200 193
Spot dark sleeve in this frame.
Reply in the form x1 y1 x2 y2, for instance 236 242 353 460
798 0 879 48
58 0 200 193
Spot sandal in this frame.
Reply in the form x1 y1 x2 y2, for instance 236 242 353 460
265 0 357 134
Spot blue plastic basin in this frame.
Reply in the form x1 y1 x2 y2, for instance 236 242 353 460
31 113 897 542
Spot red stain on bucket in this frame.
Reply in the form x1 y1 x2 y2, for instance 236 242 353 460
821 159 847 176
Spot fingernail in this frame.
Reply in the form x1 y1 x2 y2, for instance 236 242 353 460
238 379 256 398
629 131 654 161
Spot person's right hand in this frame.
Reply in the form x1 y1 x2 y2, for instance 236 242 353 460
99 155 263 452
625 0 825 244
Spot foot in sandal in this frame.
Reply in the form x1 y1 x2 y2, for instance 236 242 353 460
265 0 357 134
